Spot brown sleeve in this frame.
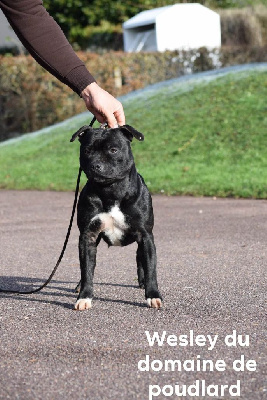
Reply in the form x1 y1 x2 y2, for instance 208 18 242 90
0 0 96 95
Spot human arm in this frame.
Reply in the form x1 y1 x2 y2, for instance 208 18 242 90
0 0 125 127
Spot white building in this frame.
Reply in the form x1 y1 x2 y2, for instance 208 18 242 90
123 3 221 52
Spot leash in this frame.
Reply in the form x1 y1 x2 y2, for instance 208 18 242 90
0 116 96 295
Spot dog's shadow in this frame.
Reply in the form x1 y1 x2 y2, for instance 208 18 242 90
0 275 146 309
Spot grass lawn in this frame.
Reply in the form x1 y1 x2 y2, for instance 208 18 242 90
0 69 266 198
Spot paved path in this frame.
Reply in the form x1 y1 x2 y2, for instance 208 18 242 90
0 191 266 400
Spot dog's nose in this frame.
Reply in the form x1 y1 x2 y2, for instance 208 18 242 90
92 163 103 172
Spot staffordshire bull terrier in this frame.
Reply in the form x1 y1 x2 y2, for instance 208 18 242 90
70 124 162 310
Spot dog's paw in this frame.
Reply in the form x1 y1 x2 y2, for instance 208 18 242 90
74 298 92 311
147 298 162 309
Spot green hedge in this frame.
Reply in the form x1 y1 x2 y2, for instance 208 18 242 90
219 6 267 46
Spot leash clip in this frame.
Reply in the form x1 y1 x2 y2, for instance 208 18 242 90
100 122 108 129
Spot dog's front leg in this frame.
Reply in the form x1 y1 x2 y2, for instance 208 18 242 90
137 232 162 309
74 232 97 311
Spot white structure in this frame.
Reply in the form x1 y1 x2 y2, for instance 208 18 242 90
123 3 221 52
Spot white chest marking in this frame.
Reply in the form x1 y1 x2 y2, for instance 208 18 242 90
92 205 128 246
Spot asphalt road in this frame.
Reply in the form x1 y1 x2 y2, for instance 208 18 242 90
0 191 266 400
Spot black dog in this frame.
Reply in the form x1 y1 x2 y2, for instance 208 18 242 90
70 124 162 310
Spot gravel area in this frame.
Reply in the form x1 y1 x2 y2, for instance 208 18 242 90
0 191 266 399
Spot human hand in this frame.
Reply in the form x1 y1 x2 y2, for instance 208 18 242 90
81 82 125 128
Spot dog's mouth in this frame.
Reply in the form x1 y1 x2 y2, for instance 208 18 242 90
90 174 125 185
82 163 132 185
94 176 117 184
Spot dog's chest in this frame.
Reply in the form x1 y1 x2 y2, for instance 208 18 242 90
93 204 128 246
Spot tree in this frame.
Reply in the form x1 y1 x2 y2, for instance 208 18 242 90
43 0 267 48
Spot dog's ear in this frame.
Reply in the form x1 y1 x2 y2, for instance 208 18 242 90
121 125 144 142
70 126 93 142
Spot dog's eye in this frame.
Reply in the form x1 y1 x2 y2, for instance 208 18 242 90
109 148 118 154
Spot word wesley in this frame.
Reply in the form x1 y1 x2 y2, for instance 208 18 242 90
145 330 218 351
145 330 249 351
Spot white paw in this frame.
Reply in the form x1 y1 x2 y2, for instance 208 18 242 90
147 298 162 309
74 298 92 311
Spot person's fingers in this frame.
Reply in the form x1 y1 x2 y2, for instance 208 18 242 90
91 110 106 124
105 113 119 129
90 107 118 128
114 104 126 126
89 104 122 128
100 99 124 128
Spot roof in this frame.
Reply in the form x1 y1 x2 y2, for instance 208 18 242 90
123 3 218 30
123 5 172 29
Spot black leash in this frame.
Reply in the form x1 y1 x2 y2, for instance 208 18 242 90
0 116 96 295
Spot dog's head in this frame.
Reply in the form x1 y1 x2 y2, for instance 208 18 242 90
70 125 144 184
